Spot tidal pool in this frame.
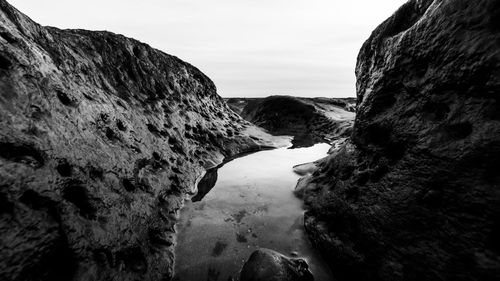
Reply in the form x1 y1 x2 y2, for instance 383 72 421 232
174 143 333 281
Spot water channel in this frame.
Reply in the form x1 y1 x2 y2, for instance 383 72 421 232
174 143 333 281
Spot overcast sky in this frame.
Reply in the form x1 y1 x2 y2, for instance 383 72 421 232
10 0 405 98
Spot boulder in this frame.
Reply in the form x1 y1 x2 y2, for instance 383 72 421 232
240 249 314 281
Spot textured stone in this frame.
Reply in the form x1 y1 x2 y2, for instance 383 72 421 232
240 249 314 281
0 1 282 280
299 0 500 280
227 96 355 148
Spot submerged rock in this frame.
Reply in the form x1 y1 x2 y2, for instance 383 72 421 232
240 249 314 281
299 0 500 280
0 1 283 280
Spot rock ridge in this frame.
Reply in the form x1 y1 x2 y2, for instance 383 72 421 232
298 0 500 280
0 1 283 280
227 95 356 148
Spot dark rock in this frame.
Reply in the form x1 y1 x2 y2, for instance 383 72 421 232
226 96 355 148
191 166 218 202
55 158 72 177
0 1 284 281
299 0 500 280
240 249 314 281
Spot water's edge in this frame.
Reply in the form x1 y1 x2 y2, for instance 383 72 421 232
173 143 334 281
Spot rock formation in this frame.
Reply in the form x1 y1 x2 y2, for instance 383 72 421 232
227 96 355 148
0 1 284 280
240 249 314 281
298 0 500 280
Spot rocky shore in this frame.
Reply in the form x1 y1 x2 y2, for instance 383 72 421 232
2 0 499 280
226 96 355 148
296 0 500 280
0 1 286 280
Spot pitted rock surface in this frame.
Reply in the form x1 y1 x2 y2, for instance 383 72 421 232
299 0 500 280
0 1 282 280
227 96 355 148
240 249 314 281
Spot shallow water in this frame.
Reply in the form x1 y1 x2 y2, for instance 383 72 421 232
174 143 333 281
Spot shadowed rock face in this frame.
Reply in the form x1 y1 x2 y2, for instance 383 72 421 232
240 249 314 281
300 0 500 280
0 1 280 280
228 96 355 148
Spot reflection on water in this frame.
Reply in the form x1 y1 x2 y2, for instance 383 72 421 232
290 132 319 149
174 143 333 281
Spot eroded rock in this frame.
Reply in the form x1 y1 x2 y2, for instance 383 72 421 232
299 0 500 280
0 1 283 280
227 96 355 148
240 249 314 281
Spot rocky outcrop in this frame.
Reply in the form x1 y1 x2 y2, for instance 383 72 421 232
240 249 313 281
299 0 500 280
227 96 355 148
226 97 356 116
0 1 284 281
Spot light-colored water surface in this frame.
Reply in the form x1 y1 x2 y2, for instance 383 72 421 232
174 143 333 281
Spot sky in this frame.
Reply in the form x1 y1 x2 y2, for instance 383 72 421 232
9 0 405 98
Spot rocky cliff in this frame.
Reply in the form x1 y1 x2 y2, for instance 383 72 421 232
299 0 500 280
0 1 284 280
227 96 355 148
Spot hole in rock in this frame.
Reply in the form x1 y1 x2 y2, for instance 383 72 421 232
56 90 76 106
20 190 57 214
133 46 142 57
0 53 12 70
152 152 161 160
0 191 13 214
56 159 72 177
122 178 136 192
0 31 17 43
147 123 160 135
0 142 44 168
62 180 96 218
105 127 119 141
116 119 127 131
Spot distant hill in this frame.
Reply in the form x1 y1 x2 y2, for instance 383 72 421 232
225 96 356 148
